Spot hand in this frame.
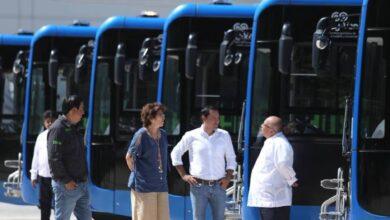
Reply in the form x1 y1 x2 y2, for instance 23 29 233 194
31 179 37 188
219 177 231 189
125 153 134 171
65 180 77 190
128 160 134 171
182 175 198 186
292 181 299 188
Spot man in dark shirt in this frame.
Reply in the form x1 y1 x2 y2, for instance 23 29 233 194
47 95 91 220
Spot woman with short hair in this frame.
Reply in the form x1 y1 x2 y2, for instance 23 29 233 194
125 102 169 220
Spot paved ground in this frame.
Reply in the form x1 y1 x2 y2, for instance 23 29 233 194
0 202 77 220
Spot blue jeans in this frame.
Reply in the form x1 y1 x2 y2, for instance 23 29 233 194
190 183 226 220
52 180 92 220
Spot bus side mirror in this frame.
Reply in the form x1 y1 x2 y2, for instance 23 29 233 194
139 38 152 81
185 33 197 80
114 43 125 86
75 44 89 84
13 50 28 75
75 53 84 84
219 29 235 76
13 52 22 75
48 49 58 88
139 36 161 81
312 17 330 72
278 23 293 75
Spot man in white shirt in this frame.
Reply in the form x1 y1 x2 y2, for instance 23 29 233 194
171 106 237 220
30 110 56 220
248 116 298 220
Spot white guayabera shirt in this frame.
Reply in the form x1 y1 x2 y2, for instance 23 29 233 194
248 132 297 208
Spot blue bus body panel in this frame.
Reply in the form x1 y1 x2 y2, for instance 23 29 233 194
195 4 257 18
350 0 389 219
21 25 97 205
113 189 130 216
86 16 165 217
291 206 321 219
89 185 115 214
243 0 362 219
0 34 31 46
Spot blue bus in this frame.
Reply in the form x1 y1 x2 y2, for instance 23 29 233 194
85 15 164 218
343 0 390 218
242 0 362 219
157 3 256 219
0 32 31 202
21 23 97 204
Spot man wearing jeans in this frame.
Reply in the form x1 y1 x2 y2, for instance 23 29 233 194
47 95 91 220
171 106 237 220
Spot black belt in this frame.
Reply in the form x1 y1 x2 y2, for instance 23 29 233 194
195 178 221 186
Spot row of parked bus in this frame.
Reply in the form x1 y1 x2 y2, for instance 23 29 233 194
0 0 389 219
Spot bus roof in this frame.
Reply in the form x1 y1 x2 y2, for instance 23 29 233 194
165 3 257 29
255 0 363 19
96 16 165 39
31 25 97 45
0 34 32 46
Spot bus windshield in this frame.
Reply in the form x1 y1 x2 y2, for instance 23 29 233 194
0 70 24 135
28 62 87 135
163 49 248 136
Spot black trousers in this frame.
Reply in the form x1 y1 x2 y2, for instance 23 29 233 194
259 206 290 220
38 176 53 220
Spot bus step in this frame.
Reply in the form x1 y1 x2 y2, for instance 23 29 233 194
2 182 21 198
225 209 242 220
4 160 21 169
321 179 342 190
3 153 23 198
320 211 343 219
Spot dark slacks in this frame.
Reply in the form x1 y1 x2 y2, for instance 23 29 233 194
39 176 53 220
259 206 290 220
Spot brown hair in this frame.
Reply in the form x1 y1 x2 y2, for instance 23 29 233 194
141 102 166 127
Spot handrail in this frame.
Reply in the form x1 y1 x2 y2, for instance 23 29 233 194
3 152 23 198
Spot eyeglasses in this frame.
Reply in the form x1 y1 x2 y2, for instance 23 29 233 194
261 123 277 132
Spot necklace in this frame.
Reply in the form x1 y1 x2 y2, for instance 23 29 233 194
150 130 163 174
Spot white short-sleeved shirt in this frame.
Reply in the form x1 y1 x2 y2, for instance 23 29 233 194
171 125 237 180
248 132 297 207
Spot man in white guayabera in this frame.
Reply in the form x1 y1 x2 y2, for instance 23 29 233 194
248 116 298 220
